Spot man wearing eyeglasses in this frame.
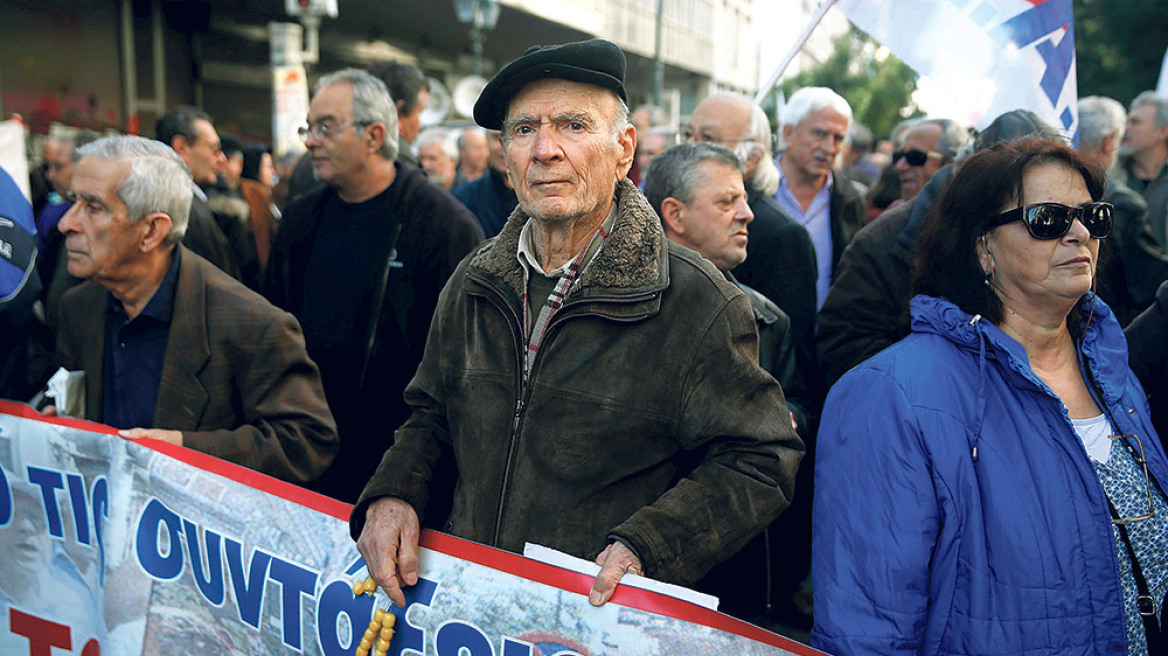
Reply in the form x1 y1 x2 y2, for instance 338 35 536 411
265 69 483 505
154 107 242 282
686 93 818 396
892 120 948 202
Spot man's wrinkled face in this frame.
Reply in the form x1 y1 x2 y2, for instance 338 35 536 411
781 106 849 180
305 82 373 190
636 132 670 175
222 152 244 188
418 142 456 188
893 123 944 201
502 78 634 226
398 88 429 144
45 142 75 196
460 129 490 174
669 160 754 270
179 119 224 186
57 157 145 284
1120 104 1168 158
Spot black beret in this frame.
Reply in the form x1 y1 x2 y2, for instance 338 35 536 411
473 39 627 130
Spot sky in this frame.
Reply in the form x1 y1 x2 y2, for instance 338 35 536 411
753 0 971 127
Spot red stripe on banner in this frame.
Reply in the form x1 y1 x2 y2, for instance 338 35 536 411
417 532 829 654
0 402 826 655
0 400 351 519
0 400 119 435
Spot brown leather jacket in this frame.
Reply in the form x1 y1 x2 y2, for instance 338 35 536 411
351 179 803 584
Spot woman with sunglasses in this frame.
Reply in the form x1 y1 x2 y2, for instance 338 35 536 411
812 137 1168 656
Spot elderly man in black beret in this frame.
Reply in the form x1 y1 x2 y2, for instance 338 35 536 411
351 39 802 608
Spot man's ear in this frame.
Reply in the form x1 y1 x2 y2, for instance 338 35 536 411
781 123 794 142
171 135 190 157
139 212 174 253
365 123 388 154
615 123 636 180
1101 131 1118 156
660 197 686 237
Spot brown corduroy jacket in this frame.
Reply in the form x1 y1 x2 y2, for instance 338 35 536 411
55 246 338 483
351 179 803 585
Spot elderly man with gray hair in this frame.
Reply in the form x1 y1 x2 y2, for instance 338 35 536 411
352 39 800 610
1079 95 1168 324
1114 91 1168 246
686 92 818 391
50 135 339 482
265 68 483 504
644 141 811 620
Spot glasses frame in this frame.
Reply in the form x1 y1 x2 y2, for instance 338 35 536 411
682 128 756 145
297 120 369 143
1108 433 1157 525
986 201 1114 240
892 148 943 167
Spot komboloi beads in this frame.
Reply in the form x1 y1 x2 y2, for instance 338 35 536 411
352 577 396 656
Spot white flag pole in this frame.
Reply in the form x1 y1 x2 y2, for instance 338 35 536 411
754 0 840 104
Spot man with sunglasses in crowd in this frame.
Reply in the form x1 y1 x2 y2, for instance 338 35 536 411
817 111 1050 389
264 69 483 505
892 119 963 203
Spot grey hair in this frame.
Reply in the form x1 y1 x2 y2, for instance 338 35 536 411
912 118 971 162
315 68 399 161
1130 90 1168 128
457 126 486 151
611 95 631 143
741 102 779 196
781 87 853 130
633 104 668 127
1078 96 1128 152
416 127 458 160
75 135 193 246
643 142 744 220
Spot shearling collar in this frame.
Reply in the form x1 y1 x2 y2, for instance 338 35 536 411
468 178 666 298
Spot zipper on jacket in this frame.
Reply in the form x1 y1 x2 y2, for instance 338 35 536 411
470 274 660 545
469 275 529 546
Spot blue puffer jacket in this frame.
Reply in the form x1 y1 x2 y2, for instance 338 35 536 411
812 294 1168 656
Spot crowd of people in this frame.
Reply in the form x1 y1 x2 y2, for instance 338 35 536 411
2 35 1168 655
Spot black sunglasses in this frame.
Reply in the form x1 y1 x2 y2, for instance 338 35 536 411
892 148 942 167
986 202 1114 240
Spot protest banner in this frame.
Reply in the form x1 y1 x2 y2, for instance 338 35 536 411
0 402 826 656
834 0 1078 137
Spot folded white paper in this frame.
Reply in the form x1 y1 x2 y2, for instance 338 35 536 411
45 367 85 419
523 542 720 610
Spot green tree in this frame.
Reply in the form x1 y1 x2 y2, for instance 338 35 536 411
776 27 919 138
1074 0 1168 104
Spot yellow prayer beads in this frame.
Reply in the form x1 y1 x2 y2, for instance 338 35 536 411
352 576 396 656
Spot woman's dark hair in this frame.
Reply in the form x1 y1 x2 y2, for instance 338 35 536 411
240 142 271 182
912 137 1106 325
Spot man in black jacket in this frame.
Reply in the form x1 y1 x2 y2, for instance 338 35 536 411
644 141 811 621
154 107 242 281
265 69 483 504
1078 95 1168 325
686 93 818 382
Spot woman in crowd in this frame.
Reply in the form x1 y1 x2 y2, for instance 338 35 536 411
239 142 280 274
812 137 1168 655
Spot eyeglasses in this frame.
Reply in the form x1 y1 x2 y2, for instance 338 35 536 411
892 148 943 167
987 201 1114 240
1109 433 1157 525
297 120 367 142
682 128 755 145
